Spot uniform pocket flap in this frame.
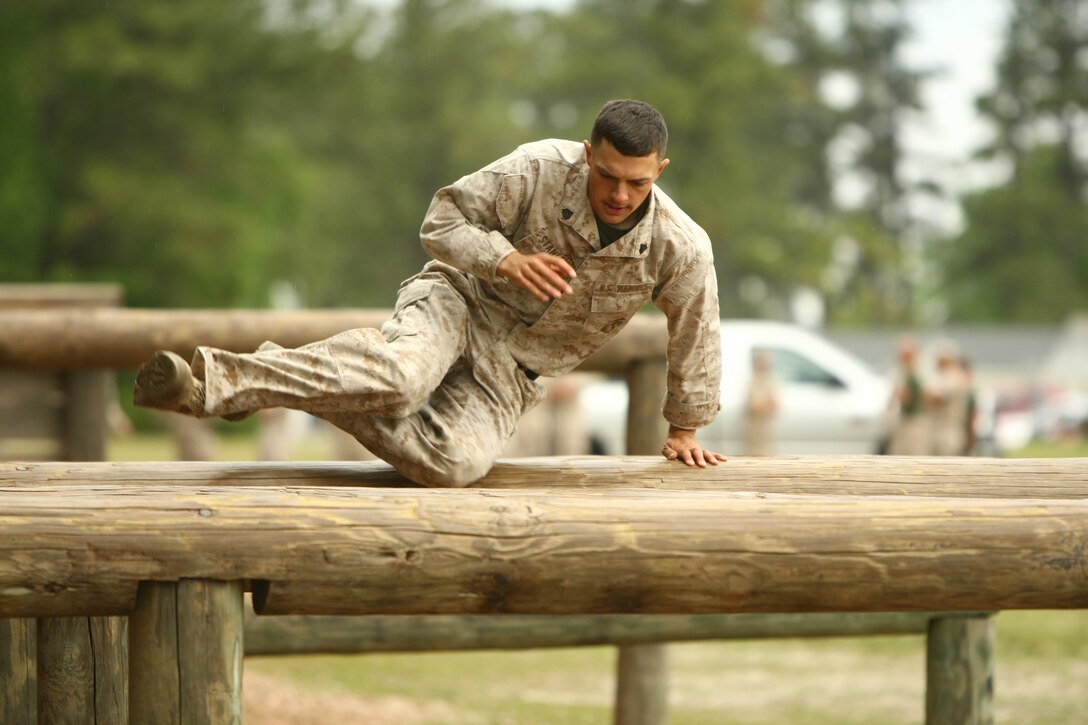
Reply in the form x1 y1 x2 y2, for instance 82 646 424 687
393 280 435 311
590 283 654 314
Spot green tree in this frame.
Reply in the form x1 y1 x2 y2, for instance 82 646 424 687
0 0 945 325
810 0 929 325
530 0 838 318
937 0 1088 322
285 0 536 306
0 1 334 307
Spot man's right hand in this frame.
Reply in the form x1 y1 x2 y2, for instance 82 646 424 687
497 251 576 302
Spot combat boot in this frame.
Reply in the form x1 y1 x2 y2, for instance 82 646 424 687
133 350 207 416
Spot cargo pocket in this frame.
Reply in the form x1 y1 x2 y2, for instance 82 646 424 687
383 280 435 342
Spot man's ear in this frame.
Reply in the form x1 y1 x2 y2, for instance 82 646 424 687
657 157 670 176
583 139 593 163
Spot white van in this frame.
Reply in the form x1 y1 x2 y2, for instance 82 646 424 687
579 319 892 456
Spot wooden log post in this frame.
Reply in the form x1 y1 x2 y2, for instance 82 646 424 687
616 645 668 725
62 371 111 462
129 580 244 725
35 617 126 724
616 356 670 725
926 614 995 725
1 618 35 724
36 369 126 725
0 284 125 725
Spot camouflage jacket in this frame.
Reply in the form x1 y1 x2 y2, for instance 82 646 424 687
419 139 721 430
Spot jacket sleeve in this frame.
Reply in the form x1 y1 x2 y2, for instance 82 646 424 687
419 147 537 282
653 241 722 431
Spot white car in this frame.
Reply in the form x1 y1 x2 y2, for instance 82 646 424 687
579 319 892 456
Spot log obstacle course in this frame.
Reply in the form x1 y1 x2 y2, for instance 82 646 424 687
0 301 678 725
1 295 1085 724
3 457 1088 725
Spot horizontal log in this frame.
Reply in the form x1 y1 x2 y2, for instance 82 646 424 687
0 309 667 372
242 610 958 656
3 456 1086 499
1 482 1086 617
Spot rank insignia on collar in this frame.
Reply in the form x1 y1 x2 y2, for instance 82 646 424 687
639 243 648 254
561 208 573 220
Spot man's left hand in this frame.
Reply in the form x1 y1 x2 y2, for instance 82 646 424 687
661 425 728 467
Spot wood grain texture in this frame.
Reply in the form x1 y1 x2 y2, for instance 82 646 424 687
177 580 244 725
3 456 1085 498
129 580 243 725
1 618 36 724
0 308 666 372
90 616 128 725
1 481 1086 617
36 618 93 724
129 582 180 725
35 616 127 725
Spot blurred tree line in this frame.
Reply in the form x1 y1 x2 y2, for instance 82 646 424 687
0 0 1084 323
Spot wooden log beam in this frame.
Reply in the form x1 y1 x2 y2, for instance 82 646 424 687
0 308 667 372
3 456 1086 499
1 482 1086 618
242 610 945 655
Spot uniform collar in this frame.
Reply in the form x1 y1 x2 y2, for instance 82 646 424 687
558 163 654 259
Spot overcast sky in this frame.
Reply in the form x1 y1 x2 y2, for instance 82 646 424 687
900 0 1010 199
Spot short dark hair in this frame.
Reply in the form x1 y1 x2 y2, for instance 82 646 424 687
590 99 668 158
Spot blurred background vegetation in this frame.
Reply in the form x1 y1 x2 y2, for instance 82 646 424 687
1 0 1085 324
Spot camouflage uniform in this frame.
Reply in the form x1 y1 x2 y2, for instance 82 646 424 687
927 363 971 456
195 139 721 486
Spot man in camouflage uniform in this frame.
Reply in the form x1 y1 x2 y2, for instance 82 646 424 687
134 99 725 486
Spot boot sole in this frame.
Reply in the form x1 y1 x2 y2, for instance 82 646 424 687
133 351 191 410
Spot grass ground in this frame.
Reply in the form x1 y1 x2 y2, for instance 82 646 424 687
243 610 1088 724
108 431 1088 724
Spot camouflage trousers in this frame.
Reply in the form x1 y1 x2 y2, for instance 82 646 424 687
193 272 546 487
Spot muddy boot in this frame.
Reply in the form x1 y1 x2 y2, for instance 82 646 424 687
133 350 207 416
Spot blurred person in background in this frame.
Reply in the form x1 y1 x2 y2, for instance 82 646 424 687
743 348 777 456
959 356 979 455
886 335 929 455
925 339 972 456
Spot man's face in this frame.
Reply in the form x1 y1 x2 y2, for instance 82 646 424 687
584 138 669 226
